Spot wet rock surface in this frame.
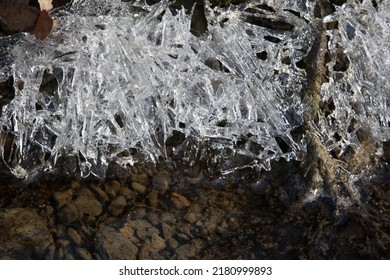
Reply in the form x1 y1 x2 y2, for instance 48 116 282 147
0 160 388 260
0 208 54 259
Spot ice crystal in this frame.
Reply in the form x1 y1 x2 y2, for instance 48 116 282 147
0 0 388 180
321 1 390 152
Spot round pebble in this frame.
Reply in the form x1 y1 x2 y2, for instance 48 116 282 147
131 182 147 194
170 192 191 209
147 189 159 208
131 174 149 185
151 232 166 251
152 175 170 192
108 195 127 216
90 185 110 203
67 227 82 245
104 180 121 197
57 203 79 225
52 189 73 210
74 195 102 217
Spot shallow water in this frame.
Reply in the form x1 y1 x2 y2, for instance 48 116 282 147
0 160 388 260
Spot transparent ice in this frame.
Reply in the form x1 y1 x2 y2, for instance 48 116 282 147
321 1 390 152
0 0 388 181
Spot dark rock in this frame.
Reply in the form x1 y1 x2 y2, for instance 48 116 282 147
108 195 127 216
74 191 102 217
95 225 138 259
152 173 170 192
0 208 54 259
104 180 121 197
57 203 80 225
131 181 146 194
176 243 197 259
131 174 149 185
67 227 82 245
52 189 73 210
161 223 175 240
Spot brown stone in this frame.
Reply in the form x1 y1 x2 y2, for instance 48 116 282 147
90 184 110 203
170 192 191 209
131 174 149 185
67 227 82 245
152 173 170 192
131 182 147 194
74 195 102 217
108 195 127 216
0 208 54 259
52 189 73 210
57 203 79 225
150 232 166 251
104 180 121 197
95 225 138 259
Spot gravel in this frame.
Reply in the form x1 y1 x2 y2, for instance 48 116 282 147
0 160 388 260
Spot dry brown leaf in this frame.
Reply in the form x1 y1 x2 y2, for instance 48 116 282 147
32 10 54 40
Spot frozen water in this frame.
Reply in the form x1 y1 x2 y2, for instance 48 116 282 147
0 0 308 177
0 0 388 181
320 0 390 153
